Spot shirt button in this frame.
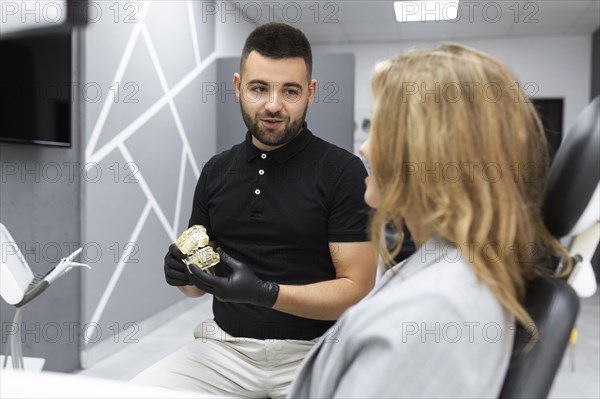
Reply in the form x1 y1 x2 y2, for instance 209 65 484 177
259 169 265 175
261 153 267 159
255 189 261 195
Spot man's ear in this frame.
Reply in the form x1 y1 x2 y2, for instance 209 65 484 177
308 79 317 107
233 73 241 101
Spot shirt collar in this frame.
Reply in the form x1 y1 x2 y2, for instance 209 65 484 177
371 236 454 295
245 122 313 164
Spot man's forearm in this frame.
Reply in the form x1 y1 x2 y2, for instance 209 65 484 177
273 277 373 320
178 285 206 298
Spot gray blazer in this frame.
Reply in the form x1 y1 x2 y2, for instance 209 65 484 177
288 237 514 398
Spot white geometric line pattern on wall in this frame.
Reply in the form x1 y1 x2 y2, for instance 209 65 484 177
87 52 215 171
85 1 152 161
118 143 176 239
84 1 217 337
187 0 202 66
88 201 153 335
141 24 202 180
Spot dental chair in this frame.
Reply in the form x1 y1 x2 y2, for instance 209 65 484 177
499 96 600 398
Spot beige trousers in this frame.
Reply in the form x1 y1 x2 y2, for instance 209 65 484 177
130 319 316 398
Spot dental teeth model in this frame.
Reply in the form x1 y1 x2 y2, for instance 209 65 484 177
176 225 220 272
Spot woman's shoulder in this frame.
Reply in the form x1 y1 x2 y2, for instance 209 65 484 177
348 251 508 334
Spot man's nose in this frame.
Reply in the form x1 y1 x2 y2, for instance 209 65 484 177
264 91 283 114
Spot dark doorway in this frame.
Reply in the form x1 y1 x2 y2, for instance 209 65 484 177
532 98 564 162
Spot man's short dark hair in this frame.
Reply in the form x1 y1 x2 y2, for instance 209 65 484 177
240 22 312 80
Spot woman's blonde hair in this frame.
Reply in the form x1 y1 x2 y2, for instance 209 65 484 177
369 43 570 329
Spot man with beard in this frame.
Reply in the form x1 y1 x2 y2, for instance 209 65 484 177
131 23 376 398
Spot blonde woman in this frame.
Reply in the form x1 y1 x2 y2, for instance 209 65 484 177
287 44 570 398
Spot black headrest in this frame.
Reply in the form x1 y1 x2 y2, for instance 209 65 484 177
544 96 600 238
499 274 579 398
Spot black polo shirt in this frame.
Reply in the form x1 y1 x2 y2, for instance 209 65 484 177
189 123 370 340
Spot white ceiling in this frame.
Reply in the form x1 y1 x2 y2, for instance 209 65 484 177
238 0 600 44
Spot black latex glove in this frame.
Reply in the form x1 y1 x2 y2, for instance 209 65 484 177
186 248 279 308
164 243 191 286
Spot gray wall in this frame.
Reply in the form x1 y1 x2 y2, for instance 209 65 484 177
216 54 355 152
81 0 217 361
0 143 82 372
0 31 82 372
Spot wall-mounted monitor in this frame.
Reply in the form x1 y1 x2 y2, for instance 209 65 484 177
0 0 87 39
0 1 87 147
0 31 72 147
